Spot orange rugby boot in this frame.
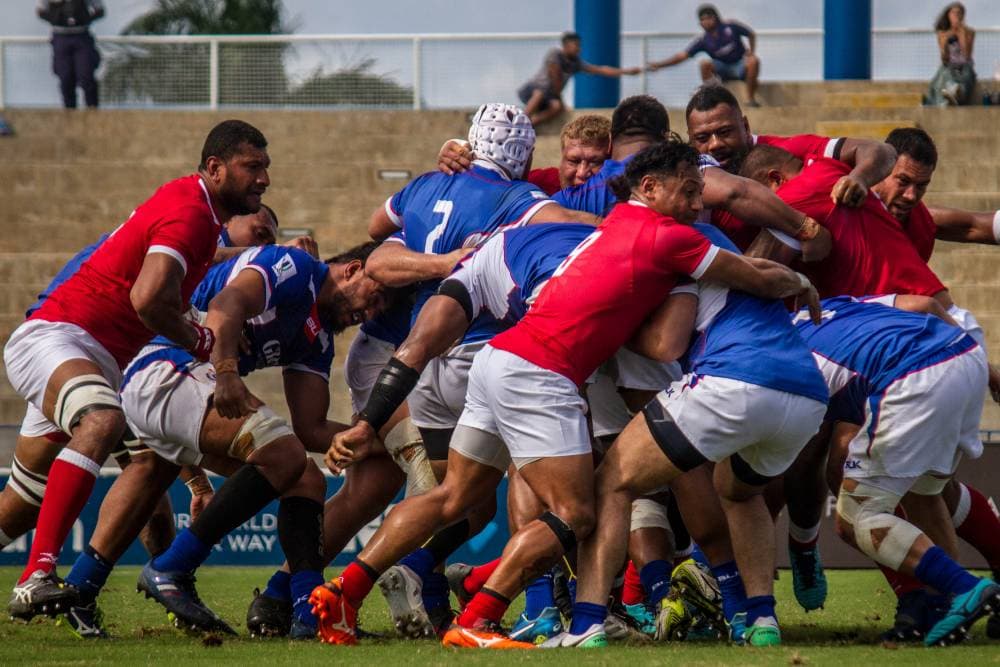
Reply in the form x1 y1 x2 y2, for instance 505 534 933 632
309 578 358 646
441 619 536 649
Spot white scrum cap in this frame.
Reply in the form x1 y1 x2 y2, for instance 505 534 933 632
468 103 536 179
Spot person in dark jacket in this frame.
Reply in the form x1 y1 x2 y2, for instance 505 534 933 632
37 0 105 108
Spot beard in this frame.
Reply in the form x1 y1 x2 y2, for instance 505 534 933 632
220 175 261 216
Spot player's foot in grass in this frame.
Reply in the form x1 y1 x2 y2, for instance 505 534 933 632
9 570 78 620
427 603 455 638
58 601 109 639
879 589 928 643
509 606 564 644
444 563 474 609
670 559 723 624
246 587 292 637
136 561 236 635
654 591 693 641
540 624 608 648
924 579 1000 646
727 611 747 644
686 614 723 640
622 602 656 636
288 617 317 640
441 619 536 649
309 577 358 646
744 617 781 646
789 543 827 611
378 564 434 639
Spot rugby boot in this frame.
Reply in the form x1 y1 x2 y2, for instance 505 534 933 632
288 617 317 640
654 591 694 641
441 618 535 649
427 603 456 638
59 601 109 639
444 562 475 609
9 570 79 620
622 602 657 636
671 559 723 625
309 577 358 646
246 587 292 637
509 606 564 644
744 617 781 647
879 589 929 643
378 564 435 638
789 543 827 611
540 623 608 648
727 611 747 644
136 561 236 635
925 579 1000 646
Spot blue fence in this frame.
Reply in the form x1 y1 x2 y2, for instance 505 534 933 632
0 473 512 567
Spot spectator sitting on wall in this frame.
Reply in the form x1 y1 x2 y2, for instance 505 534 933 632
517 31 642 127
926 2 976 106
37 0 104 109
648 4 761 107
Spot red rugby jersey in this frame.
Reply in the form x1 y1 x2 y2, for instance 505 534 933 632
31 174 222 367
490 201 718 386
776 158 945 299
527 167 562 195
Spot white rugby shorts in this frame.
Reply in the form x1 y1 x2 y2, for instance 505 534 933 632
654 374 826 479
120 351 215 466
456 345 591 461
344 330 397 415
4 319 122 437
843 345 987 482
409 341 485 430
589 348 681 437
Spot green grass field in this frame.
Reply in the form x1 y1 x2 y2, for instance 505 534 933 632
0 567 996 665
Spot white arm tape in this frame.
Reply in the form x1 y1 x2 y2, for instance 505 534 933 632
670 284 699 296
766 228 802 251
993 210 1000 243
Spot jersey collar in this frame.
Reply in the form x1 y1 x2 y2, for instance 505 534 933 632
471 159 511 181
198 175 222 228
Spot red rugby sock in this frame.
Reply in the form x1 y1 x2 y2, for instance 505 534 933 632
457 588 510 628
463 557 502 597
622 560 645 605
954 483 1000 571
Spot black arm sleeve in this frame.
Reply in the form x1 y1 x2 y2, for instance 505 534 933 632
358 357 421 432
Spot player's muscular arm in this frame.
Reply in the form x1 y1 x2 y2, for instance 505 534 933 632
744 228 800 265
928 206 1000 245
702 251 822 322
627 292 698 362
890 294 960 326
703 168 831 262
529 202 601 226
131 253 200 349
365 243 469 287
283 370 351 454
204 270 267 418
368 204 401 241
831 139 897 207
648 51 689 70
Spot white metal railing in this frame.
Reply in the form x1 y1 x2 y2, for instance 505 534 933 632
1 28 999 110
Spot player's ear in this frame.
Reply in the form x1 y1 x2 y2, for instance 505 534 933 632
203 155 225 184
343 259 364 281
766 168 783 191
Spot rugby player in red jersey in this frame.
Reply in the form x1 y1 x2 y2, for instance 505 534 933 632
3 120 270 620
310 138 819 649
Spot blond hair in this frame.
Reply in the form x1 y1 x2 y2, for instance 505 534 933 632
560 114 611 150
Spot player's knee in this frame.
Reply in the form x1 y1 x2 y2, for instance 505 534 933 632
54 373 123 437
8 455 48 508
837 484 920 570
630 498 670 532
230 406 296 463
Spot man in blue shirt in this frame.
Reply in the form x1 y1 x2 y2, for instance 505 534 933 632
648 4 761 107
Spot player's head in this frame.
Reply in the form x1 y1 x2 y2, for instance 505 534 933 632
468 103 536 180
225 204 278 247
738 144 804 190
561 31 582 57
559 114 611 188
610 95 669 145
321 241 387 333
935 2 965 31
697 4 720 31
609 135 703 223
874 128 937 221
685 84 752 172
199 119 270 218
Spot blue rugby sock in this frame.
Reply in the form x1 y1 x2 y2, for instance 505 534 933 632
568 601 607 635
710 560 747 623
65 546 113 605
422 570 450 611
151 528 212 574
263 569 292 601
744 595 777 626
691 544 711 568
524 571 556 618
639 559 672 607
399 548 436 581
291 570 325 627
915 546 979 596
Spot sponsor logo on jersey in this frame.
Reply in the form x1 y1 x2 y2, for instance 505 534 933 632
272 254 298 286
304 303 322 342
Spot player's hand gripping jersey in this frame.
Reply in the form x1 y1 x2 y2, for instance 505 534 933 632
29 175 222 367
124 246 336 386
490 201 720 387
383 162 551 342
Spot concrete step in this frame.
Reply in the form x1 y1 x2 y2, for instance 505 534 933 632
0 253 75 284
925 164 1000 192
823 92 924 108
923 193 1000 211
814 119 917 140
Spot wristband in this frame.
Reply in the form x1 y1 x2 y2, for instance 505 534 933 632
190 322 215 362
358 358 421 433
185 474 213 497
993 210 1000 244
214 358 239 375
795 217 821 242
